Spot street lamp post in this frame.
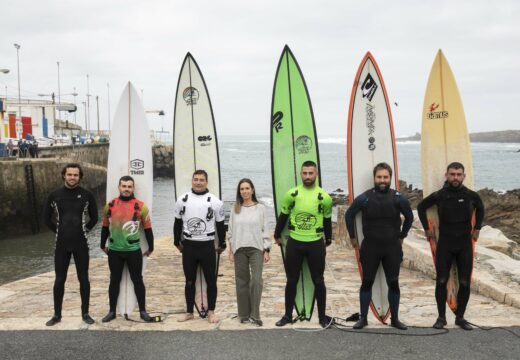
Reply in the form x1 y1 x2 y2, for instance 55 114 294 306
72 88 78 124
86 74 90 135
0 69 9 99
14 43 21 138
107 83 111 131
82 101 87 137
57 61 61 122
96 95 100 135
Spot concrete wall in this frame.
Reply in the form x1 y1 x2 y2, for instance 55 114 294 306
0 142 175 239
0 159 106 239
39 143 109 167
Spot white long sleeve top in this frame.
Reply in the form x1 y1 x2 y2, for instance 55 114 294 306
228 203 271 253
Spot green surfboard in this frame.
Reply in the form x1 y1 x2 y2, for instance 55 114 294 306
271 45 321 321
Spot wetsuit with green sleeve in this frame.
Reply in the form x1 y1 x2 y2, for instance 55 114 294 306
274 184 332 322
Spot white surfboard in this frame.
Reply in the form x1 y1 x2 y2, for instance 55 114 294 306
347 52 399 323
107 82 153 316
173 53 221 318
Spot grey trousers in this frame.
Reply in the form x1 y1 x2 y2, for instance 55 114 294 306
234 247 264 320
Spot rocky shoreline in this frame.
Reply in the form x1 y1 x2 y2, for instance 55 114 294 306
329 181 520 244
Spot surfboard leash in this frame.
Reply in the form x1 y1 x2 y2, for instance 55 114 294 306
332 315 450 336
123 313 163 323
468 322 520 339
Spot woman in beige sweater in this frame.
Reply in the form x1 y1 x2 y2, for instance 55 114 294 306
228 178 271 326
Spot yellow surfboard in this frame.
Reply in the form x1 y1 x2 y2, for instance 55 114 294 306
421 49 474 313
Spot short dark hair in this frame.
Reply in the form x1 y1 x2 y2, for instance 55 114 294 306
119 175 135 185
301 160 317 169
373 162 393 177
193 169 208 181
447 162 465 172
62 163 83 179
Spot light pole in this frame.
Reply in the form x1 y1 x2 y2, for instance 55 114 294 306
57 61 61 121
107 83 111 131
0 69 9 99
72 88 78 124
96 95 100 135
82 101 87 137
14 43 21 138
86 74 91 135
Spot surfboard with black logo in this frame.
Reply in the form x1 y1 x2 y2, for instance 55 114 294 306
421 49 475 314
347 52 399 323
107 82 153 317
173 52 222 318
271 45 321 321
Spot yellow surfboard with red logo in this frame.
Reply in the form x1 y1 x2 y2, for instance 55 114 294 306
421 49 474 313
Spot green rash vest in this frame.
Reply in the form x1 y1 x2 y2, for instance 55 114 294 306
281 184 332 242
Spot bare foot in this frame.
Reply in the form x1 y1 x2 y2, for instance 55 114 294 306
208 311 219 323
177 313 195 322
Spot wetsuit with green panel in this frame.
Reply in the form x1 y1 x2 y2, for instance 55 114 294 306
274 184 332 322
100 195 154 313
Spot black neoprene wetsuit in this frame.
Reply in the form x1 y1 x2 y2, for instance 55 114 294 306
345 187 413 319
43 186 98 316
417 183 484 318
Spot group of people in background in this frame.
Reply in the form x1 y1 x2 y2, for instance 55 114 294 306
42 161 484 331
4 138 39 158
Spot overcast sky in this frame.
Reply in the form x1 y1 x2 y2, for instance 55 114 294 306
1 0 518 137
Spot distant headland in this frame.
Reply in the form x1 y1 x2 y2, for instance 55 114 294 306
397 130 520 143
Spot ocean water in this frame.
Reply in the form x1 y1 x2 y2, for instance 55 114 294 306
218 137 520 202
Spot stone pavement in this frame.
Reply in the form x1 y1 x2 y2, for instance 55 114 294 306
1 235 519 331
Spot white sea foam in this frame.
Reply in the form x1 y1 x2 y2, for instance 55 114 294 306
318 138 346 144
258 196 274 208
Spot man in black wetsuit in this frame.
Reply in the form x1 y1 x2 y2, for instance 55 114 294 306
417 162 484 331
43 163 98 326
345 162 413 330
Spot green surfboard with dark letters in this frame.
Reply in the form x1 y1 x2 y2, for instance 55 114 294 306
271 45 321 321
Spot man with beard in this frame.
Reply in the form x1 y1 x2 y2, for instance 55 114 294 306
100 175 154 323
43 164 98 326
417 162 484 331
345 162 413 330
274 160 333 329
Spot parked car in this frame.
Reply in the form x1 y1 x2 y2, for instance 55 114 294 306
36 137 55 147
52 134 72 145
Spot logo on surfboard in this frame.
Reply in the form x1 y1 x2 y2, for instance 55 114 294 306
360 74 378 102
295 135 312 154
197 135 213 147
427 102 449 119
183 87 199 105
130 159 145 175
272 111 283 133
368 136 376 151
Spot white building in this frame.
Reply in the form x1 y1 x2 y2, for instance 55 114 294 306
0 97 76 142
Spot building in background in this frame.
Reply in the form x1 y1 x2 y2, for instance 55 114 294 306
0 97 76 142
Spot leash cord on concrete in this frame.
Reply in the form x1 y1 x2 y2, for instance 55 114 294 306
122 310 186 323
332 317 450 336
468 322 520 339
